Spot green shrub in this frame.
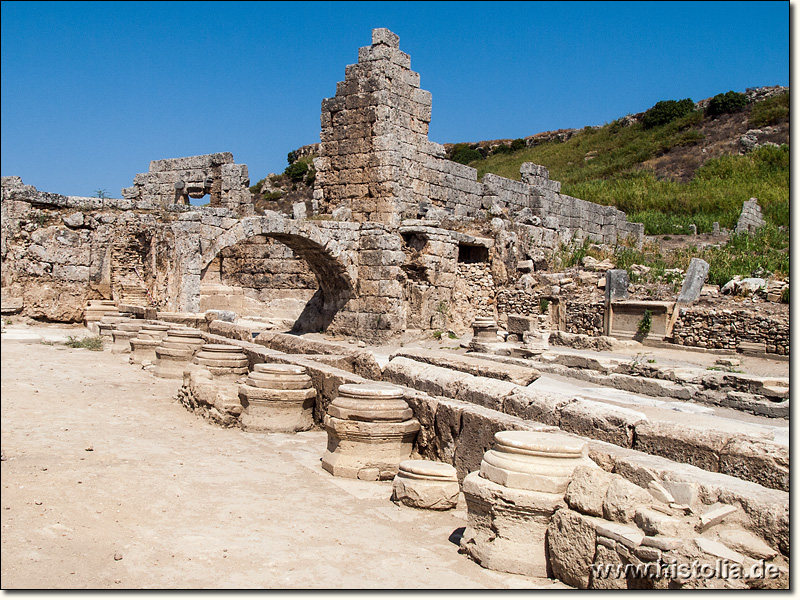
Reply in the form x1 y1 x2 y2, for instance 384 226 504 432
510 138 526 151
285 161 309 182
706 91 747 117
749 91 789 127
557 237 592 268
304 169 316 186
287 151 298 165
450 144 482 165
641 98 695 129
636 310 652 338
249 178 266 195
704 223 789 286
262 191 283 202
781 286 789 304
491 144 513 156
64 335 104 351
539 298 550 314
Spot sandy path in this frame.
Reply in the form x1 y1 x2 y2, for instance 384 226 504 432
0 326 566 589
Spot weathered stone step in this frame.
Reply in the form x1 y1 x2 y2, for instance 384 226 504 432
390 347 540 386
382 356 788 492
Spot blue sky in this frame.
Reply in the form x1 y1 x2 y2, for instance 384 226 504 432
1 1 790 198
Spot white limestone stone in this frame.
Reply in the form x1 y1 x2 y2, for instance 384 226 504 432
239 363 316 433
322 383 419 480
391 460 459 510
479 430 593 494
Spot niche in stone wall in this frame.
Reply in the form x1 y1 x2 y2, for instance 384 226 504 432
457 243 489 264
199 235 318 324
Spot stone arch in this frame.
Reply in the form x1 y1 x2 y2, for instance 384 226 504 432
198 215 357 333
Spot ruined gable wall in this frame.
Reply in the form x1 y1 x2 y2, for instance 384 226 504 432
314 28 643 248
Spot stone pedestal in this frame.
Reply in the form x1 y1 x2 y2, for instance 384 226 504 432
97 315 127 338
129 325 170 364
460 430 594 577
471 317 498 342
469 317 501 352
322 383 420 481
111 329 135 353
192 343 249 378
110 321 145 353
84 300 119 334
239 363 316 432
523 314 551 353
391 460 460 510
154 328 205 379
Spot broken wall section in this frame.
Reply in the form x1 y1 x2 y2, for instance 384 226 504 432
314 28 643 247
122 152 253 217
0 177 236 321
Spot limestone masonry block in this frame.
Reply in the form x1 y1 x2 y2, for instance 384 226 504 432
391 460 460 510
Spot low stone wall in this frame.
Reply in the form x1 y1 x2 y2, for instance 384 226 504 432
495 289 544 318
252 330 382 380
565 300 605 336
527 351 789 418
558 300 789 356
672 307 789 355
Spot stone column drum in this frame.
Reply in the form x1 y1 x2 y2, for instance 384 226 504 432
129 324 170 364
111 321 145 353
97 315 127 339
322 383 420 481
153 329 205 379
391 460 460 510
191 343 249 378
238 363 317 433
460 430 595 578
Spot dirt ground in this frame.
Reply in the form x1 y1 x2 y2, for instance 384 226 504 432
0 322 568 590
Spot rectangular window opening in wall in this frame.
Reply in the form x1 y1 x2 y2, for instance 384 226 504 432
458 244 489 264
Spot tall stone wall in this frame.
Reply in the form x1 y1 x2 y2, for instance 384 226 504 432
2 27 648 341
1 176 183 319
314 28 644 247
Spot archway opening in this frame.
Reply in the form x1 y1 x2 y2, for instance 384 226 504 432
199 232 354 334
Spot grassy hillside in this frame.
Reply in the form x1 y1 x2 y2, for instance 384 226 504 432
461 92 789 236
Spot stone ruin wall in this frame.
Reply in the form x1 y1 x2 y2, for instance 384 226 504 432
2 27 654 342
122 152 253 217
2 176 167 320
672 307 789 355
199 235 317 318
313 28 644 248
